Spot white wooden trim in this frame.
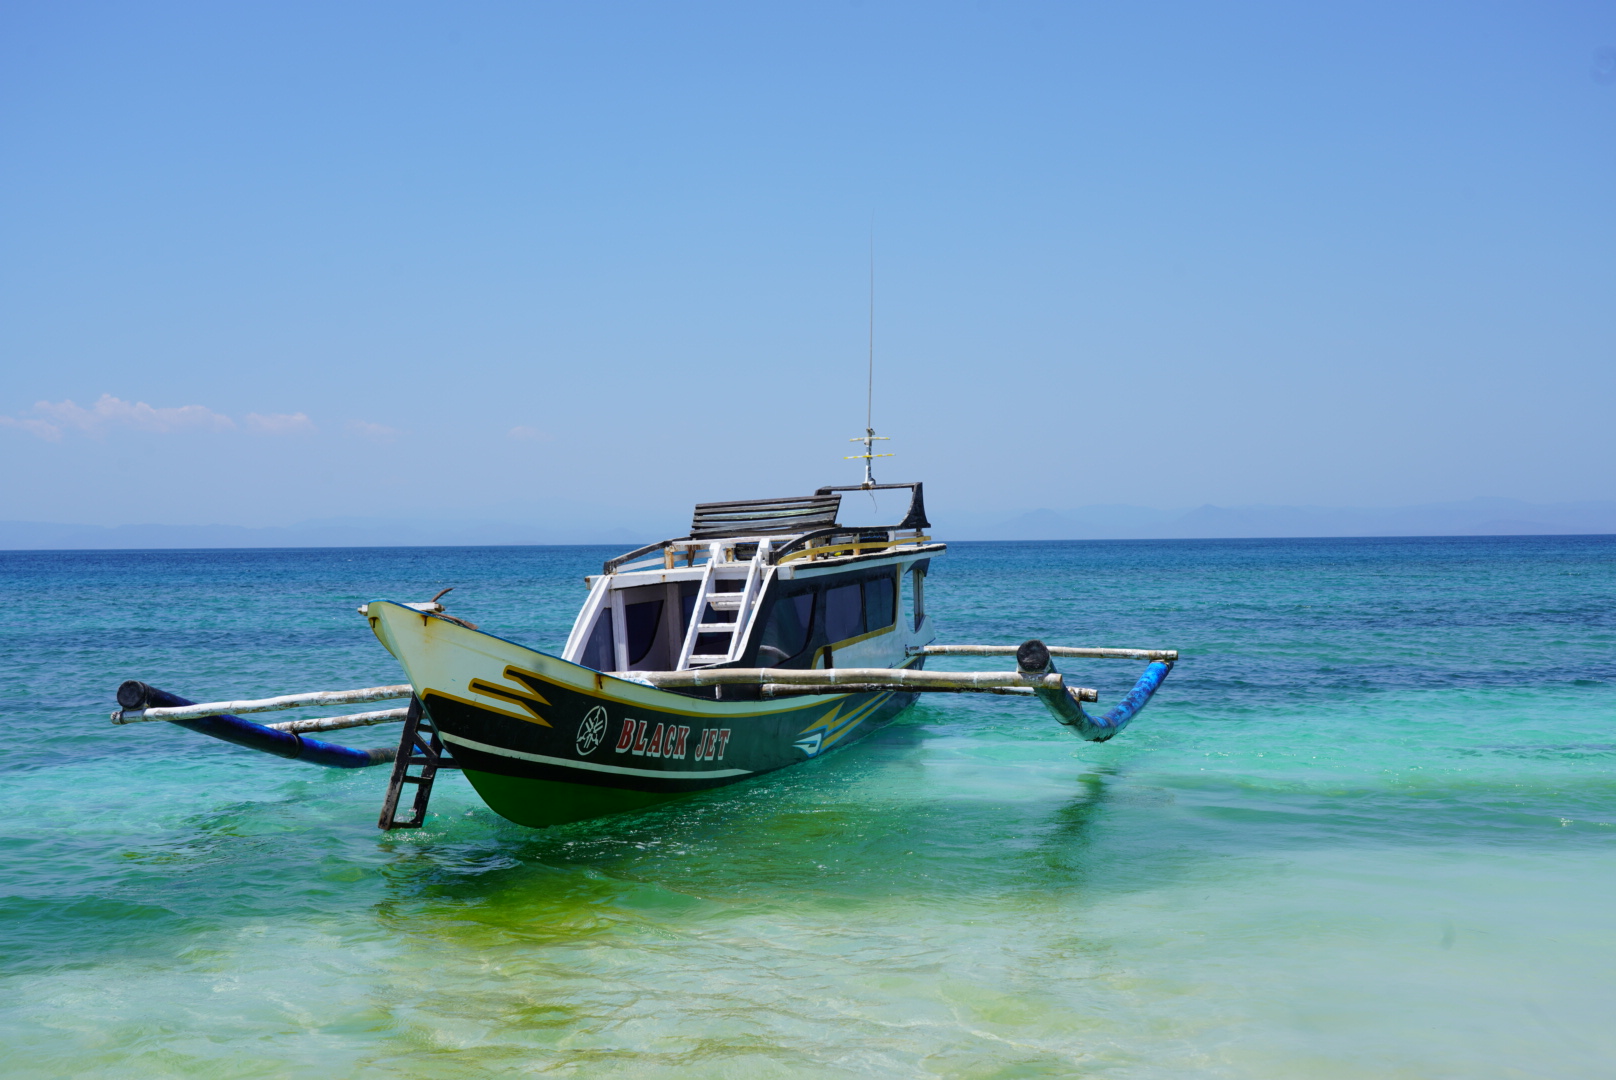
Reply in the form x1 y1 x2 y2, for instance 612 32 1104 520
561 575 614 663
610 589 629 672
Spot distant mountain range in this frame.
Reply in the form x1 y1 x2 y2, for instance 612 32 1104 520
0 518 650 551
1 498 1612 550
943 498 1616 541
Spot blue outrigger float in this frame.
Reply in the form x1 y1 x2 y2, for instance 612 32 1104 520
110 480 1176 830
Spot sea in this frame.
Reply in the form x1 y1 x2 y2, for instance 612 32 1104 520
3 535 1614 1078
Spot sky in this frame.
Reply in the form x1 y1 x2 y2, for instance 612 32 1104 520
2 1 1614 535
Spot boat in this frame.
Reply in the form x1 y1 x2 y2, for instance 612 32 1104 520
366 482 949 827
108 478 1177 830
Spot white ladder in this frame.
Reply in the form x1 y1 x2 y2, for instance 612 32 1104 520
675 542 769 668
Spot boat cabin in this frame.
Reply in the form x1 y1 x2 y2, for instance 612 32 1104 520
562 483 945 678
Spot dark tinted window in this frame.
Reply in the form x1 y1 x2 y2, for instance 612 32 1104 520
679 581 699 636
759 590 814 664
695 631 733 656
824 582 863 643
581 611 615 671
863 571 895 631
624 599 664 665
702 600 738 624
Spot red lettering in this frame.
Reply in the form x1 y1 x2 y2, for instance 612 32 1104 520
646 722 665 757
674 725 690 758
716 729 731 760
631 719 649 756
615 719 635 753
700 728 715 760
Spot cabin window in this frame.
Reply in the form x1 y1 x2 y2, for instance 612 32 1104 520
624 599 664 666
863 569 896 631
758 590 814 664
702 602 737 624
581 610 615 671
823 582 864 643
695 631 733 656
907 561 928 631
679 581 700 637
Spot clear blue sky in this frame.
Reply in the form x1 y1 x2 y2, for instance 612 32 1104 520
2 1 1613 530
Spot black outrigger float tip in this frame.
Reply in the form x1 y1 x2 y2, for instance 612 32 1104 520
106 482 1178 830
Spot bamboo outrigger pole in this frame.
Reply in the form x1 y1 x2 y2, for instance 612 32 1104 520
617 666 1101 699
615 635 1177 742
265 708 412 734
912 645 1178 663
111 684 413 724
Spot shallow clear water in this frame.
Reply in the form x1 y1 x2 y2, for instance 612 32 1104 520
3 536 1615 1077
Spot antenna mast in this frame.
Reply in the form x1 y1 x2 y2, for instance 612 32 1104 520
847 227 891 488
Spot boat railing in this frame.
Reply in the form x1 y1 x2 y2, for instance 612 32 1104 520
768 527 932 565
603 537 779 576
602 538 682 575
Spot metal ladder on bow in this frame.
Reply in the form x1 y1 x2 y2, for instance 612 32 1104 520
377 695 458 830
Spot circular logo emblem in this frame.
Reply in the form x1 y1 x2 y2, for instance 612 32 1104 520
575 706 608 756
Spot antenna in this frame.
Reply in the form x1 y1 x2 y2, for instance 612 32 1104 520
845 224 892 488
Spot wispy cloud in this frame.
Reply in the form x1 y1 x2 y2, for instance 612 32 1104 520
0 394 315 440
0 416 65 440
507 425 554 442
244 412 316 435
347 419 401 441
0 394 238 440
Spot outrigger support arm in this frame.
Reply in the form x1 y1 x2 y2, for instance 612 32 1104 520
112 681 399 768
1013 640 1174 742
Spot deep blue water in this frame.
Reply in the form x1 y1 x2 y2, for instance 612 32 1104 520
3 536 1615 1077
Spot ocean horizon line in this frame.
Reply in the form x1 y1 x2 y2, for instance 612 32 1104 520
5 496 1616 550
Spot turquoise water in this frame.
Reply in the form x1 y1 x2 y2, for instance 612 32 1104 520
4 536 1615 1078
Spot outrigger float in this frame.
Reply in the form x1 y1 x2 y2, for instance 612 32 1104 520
110 482 1176 829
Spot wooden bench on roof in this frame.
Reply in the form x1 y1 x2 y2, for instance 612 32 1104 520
688 494 843 540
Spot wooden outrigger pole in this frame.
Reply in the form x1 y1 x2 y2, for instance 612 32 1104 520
112 684 413 727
